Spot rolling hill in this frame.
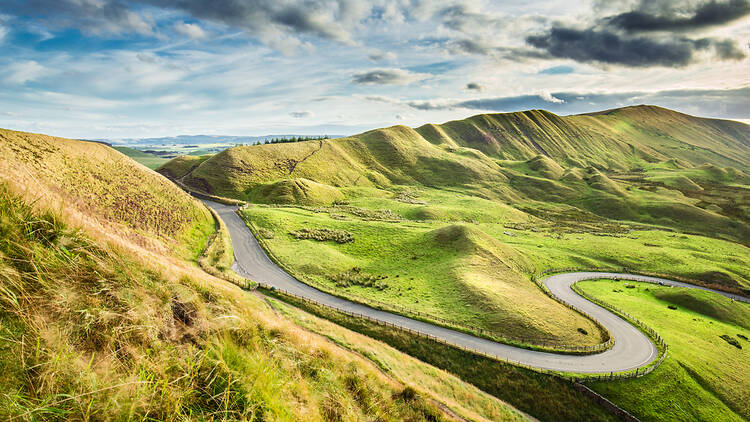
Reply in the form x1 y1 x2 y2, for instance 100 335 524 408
0 129 539 421
162 105 750 243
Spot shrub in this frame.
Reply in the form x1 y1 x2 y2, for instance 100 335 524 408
668 305 678 310
332 267 388 290
290 228 353 244
394 190 427 205
738 334 748 341
257 227 275 239
334 205 402 221
719 334 742 349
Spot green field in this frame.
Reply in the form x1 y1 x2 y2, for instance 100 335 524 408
113 146 170 169
578 280 750 421
242 185 750 348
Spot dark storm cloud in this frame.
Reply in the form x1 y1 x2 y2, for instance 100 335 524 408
0 0 362 43
466 82 483 91
1 0 153 35
143 0 360 43
607 0 750 32
526 26 746 67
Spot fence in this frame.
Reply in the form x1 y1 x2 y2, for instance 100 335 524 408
240 211 668 381
241 212 614 354
260 281 667 384
532 267 670 382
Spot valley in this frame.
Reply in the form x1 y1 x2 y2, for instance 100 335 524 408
1 104 749 421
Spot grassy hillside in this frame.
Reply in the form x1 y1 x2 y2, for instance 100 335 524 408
151 107 750 418
243 187 750 346
155 105 750 350
579 280 750 421
0 129 540 421
0 128 214 260
112 146 169 170
156 154 213 180
166 106 750 244
0 185 471 421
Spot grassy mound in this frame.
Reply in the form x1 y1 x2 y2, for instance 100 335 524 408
560 167 585 182
586 168 627 197
247 203 606 346
526 155 565 180
248 178 344 205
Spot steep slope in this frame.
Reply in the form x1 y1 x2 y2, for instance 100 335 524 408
170 125 506 200
0 129 530 421
0 128 213 259
164 105 750 243
171 105 750 197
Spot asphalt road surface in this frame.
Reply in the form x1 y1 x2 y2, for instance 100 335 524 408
206 200 748 373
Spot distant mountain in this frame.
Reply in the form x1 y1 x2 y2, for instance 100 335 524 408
105 134 345 147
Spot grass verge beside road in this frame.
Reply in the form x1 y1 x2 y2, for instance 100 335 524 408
578 280 750 421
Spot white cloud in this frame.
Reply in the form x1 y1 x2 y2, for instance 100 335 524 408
4 61 45 84
0 25 7 43
539 91 565 103
174 22 208 40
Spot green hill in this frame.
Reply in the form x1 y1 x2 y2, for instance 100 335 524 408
163 105 750 243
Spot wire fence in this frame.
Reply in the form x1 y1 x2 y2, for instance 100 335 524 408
242 211 668 382
532 267 670 382
260 280 667 384
242 213 614 354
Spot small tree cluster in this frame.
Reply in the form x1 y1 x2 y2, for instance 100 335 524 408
251 135 329 146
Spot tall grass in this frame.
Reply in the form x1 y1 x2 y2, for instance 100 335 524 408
0 184 449 421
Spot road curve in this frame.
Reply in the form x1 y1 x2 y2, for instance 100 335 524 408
206 200 749 373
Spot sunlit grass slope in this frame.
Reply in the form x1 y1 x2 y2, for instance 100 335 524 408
578 280 750 421
0 128 213 260
0 186 468 421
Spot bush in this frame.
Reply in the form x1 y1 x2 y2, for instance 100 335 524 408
334 205 402 221
668 305 678 310
257 227 275 239
332 267 388 290
719 334 742 349
290 228 353 243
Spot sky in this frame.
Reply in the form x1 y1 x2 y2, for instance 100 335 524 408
0 0 749 139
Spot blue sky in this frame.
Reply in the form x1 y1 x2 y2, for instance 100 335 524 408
0 0 749 139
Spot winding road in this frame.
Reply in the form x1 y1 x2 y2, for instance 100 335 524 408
206 200 750 374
